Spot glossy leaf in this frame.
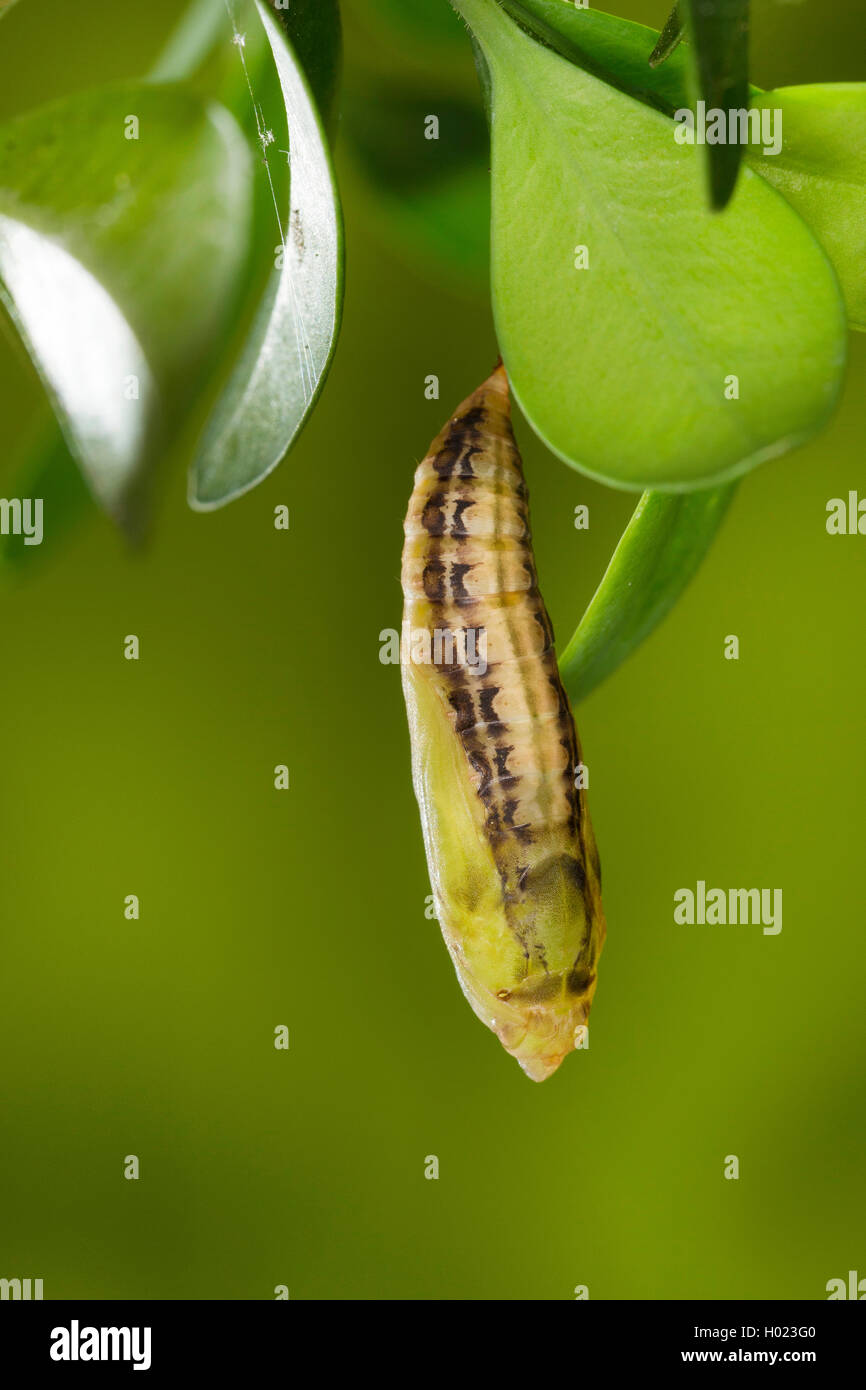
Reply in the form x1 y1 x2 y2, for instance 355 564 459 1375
559 485 737 705
453 0 846 492
190 0 343 509
680 0 751 209
0 84 251 519
0 216 155 521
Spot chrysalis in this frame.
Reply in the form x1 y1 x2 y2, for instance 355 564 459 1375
401 363 607 1081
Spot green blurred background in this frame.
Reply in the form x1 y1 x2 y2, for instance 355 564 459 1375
1 0 864 1300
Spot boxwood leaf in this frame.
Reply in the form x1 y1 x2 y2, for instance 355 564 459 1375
497 6 866 331
631 0 751 208
189 0 344 509
0 83 251 521
494 0 696 118
748 85 866 332
680 0 751 209
0 214 156 521
649 6 685 70
452 0 846 492
559 484 737 705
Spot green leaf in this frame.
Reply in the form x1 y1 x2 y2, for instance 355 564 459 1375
649 6 685 70
0 214 156 522
190 0 344 509
0 83 252 522
515 0 742 207
344 84 489 284
680 0 751 210
559 484 736 705
492 1 695 118
452 0 846 492
274 0 342 139
747 86 866 332
496 6 866 334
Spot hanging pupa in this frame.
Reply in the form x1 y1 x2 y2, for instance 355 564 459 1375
401 363 607 1080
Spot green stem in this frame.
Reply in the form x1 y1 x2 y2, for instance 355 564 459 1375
559 484 737 705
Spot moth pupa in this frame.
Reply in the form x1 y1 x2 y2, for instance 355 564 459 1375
401 363 607 1081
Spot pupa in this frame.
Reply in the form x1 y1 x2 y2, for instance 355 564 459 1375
401 363 606 1080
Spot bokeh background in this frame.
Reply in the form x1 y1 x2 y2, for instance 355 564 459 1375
0 0 864 1299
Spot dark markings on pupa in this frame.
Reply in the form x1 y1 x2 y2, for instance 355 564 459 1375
567 966 596 996
421 491 447 536
449 562 474 601
422 560 446 603
467 747 494 800
447 686 475 734
451 498 474 537
478 686 500 723
493 745 513 779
